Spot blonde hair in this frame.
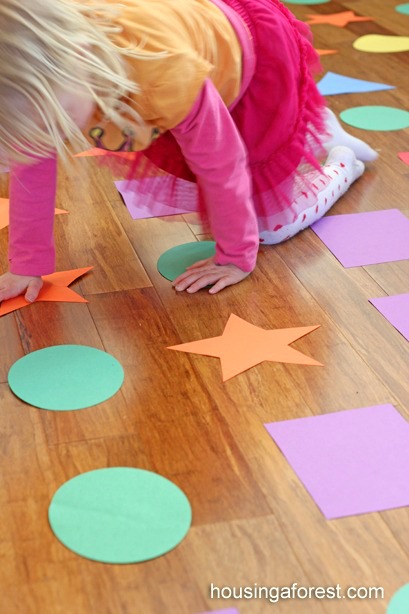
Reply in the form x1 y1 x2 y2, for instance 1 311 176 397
0 0 159 163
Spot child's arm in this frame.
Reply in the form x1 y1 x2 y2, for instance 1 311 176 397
0 155 57 303
170 79 259 293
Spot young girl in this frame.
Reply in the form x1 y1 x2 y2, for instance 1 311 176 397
0 0 377 300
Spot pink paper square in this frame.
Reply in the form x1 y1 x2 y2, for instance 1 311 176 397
115 178 197 220
312 209 409 267
369 293 409 342
265 405 409 519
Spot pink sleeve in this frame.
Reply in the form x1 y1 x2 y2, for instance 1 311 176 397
9 155 57 276
171 79 259 272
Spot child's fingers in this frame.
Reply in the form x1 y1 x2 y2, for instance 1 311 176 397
185 258 213 271
185 273 222 293
172 267 208 287
208 277 229 294
25 278 43 303
173 262 250 293
174 271 219 293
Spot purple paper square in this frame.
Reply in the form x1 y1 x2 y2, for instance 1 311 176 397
369 293 409 342
115 178 196 220
265 404 409 519
312 209 409 267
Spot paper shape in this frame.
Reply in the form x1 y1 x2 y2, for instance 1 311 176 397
396 3 409 15
0 197 10 230
284 0 330 4
315 49 338 56
8 344 124 410
0 266 92 317
158 241 216 281
387 583 409 613
340 106 409 131
115 179 196 220
369 294 409 342
0 197 67 231
48 468 192 563
168 314 322 381
265 404 409 518
398 152 409 166
353 34 409 53
200 610 239 614
312 210 409 267
317 72 394 96
306 11 373 27
74 147 136 160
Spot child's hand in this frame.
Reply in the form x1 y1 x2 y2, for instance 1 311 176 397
172 258 250 294
0 272 43 303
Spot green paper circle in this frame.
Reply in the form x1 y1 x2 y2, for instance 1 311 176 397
48 468 192 563
284 0 329 4
157 241 216 281
8 345 124 410
340 106 409 132
387 584 409 613
396 3 409 15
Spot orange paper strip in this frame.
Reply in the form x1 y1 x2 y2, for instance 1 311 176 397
306 11 373 28
316 49 338 56
0 198 68 231
0 197 9 231
168 314 323 381
74 148 136 160
0 267 92 317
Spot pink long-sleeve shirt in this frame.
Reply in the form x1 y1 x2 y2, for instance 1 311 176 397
9 155 57 276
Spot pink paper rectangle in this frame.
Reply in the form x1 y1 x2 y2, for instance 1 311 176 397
265 405 409 519
369 293 409 341
312 209 409 267
115 179 196 220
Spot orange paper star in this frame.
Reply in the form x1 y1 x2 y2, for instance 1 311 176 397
0 198 68 231
0 267 92 317
306 11 373 28
168 314 323 381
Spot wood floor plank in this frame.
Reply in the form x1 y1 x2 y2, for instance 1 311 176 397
109 196 198 289
343 0 409 37
54 161 152 293
0 314 24 384
274 231 409 414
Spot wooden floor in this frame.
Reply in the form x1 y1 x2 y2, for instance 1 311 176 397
1 0 408 612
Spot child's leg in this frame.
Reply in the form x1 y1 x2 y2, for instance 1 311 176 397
323 108 378 162
259 146 364 244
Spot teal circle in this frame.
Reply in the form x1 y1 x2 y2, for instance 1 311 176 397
48 468 192 563
284 0 330 4
340 106 409 131
8 345 124 410
396 3 409 15
157 241 216 281
387 584 409 613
